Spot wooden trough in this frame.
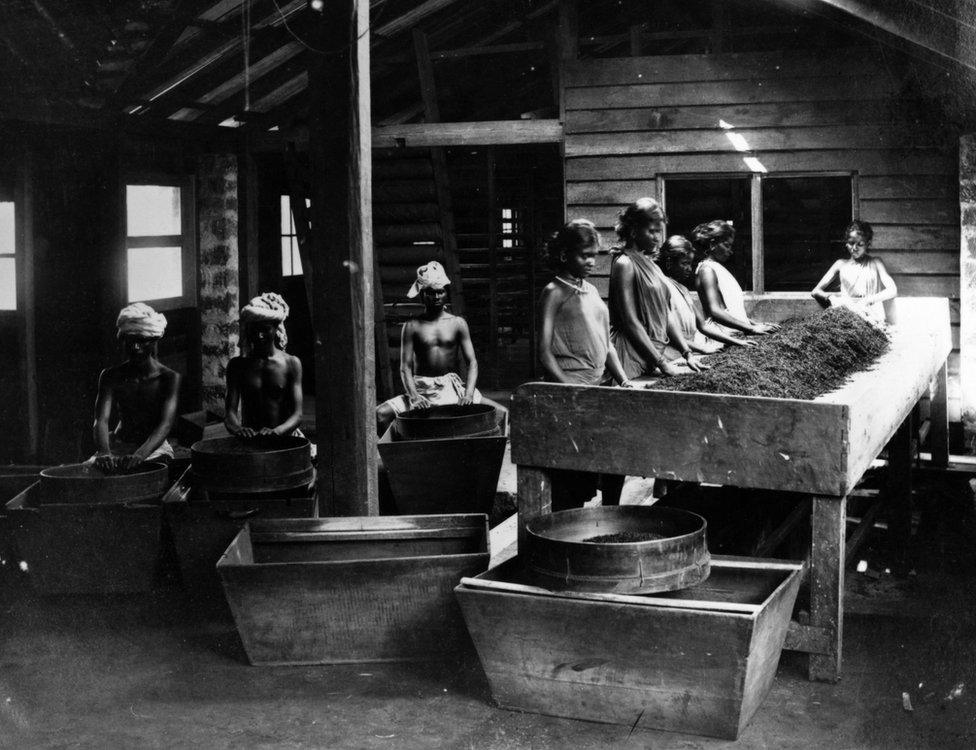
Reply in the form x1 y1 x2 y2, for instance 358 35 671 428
512 296 952 682
162 468 317 618
4 481 164 594
378 408 508 516
217 514 490 665
456 556 804 740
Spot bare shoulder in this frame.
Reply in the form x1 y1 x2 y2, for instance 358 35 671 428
225 356 246 377
448 312 470 334
285 353 303 374
160 365 180 385
611 252 635 274
540 281 569 306
98 364 125 387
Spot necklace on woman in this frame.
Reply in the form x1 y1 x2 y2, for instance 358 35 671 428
555 275 586 294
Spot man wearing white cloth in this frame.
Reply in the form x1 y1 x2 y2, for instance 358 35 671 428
224 292 305 441
376 261 506 435
91 303 180 471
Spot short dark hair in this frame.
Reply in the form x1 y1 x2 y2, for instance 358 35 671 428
844 219 874 245
690 220 735 254
543 219 601 271
615 197 667 243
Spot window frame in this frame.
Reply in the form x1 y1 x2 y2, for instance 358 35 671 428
658 170 858 293
0 192 16 313
279 194 304 277
123 175 196 311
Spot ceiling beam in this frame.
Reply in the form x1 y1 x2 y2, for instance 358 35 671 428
373 0 464 39
372 119 563 148
794 0 975 73
112 0 213 106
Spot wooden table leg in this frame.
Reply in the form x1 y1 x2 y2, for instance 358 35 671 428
887 415 914 569
930 362 949 467
517 466 552 555
809 494 846 682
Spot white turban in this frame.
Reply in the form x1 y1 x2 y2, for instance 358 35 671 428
407 260 451 298
117 303 167 339
240 292 289 349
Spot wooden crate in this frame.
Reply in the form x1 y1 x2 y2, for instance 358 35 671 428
218 514 490 665
162 469 317 618
4 482 162 594
378 410 508 515
455 556 804 740
511 297 950 496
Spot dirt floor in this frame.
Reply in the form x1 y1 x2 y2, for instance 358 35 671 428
1 476 974 749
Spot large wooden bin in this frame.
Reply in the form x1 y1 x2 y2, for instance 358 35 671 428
218 514 490 665
4 482 163 594
378 410 508 516
162 468 316 617
455 556 804 740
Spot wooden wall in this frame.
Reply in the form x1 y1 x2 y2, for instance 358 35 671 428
562 47 963 419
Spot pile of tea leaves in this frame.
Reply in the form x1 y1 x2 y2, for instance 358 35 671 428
656 306 890 400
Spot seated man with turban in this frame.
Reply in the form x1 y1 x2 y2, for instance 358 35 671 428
225 292 305 441
91 303 181 471
376 261 507 436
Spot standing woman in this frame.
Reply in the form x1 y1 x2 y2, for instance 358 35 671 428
609 198 704 379
538 219 634 509
694 220 778 336
811 220 896 323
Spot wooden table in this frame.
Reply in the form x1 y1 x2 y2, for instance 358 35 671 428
511 296 950 682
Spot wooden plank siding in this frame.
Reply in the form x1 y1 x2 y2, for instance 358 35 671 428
562 48 962 419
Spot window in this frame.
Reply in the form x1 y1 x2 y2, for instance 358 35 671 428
662 174 854 292
500 207 521 249
762 176 853 292
125 182 194 308
664 177 752 290
0 201 14 310
280 195 304 277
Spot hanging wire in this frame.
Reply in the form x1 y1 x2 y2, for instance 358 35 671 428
269 0 392 55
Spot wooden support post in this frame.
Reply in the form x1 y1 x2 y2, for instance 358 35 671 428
237 145 260 302
710 0 727 53
373 258 394 400
308 0 377 516
555 0 578 124
750 174 764 292
629 24 643 56
556 0 578 223
15 148 39 460
930 362 949 467
413 28 464 316
284 144 315 317
961 134 976 451
486 150 499 389
808 495 845 682
886 415 914 561
517 466 552 556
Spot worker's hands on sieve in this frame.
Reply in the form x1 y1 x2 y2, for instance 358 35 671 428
409 395 432 409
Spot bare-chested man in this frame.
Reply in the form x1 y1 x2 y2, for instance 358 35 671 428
92 303 180 471
224 292 304 439
376 261 506 435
